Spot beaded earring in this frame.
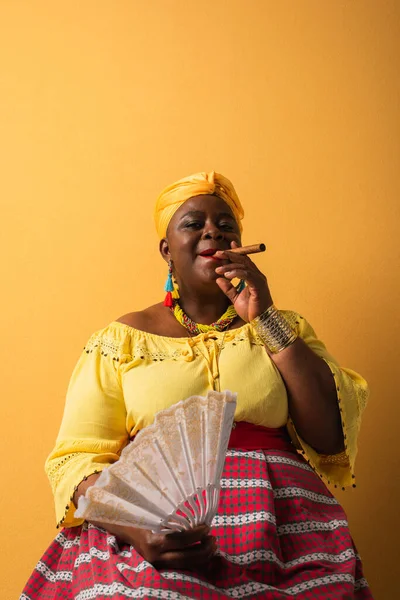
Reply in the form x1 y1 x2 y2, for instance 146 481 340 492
163 260 175 307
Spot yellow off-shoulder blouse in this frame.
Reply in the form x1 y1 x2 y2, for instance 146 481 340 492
45 311 369 528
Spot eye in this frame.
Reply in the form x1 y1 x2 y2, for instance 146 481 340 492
184 221 203 229
219 222 235 231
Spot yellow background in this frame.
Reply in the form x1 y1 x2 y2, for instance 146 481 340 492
1 1 399 598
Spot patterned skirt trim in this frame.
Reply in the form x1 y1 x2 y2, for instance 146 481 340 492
21 449 373 599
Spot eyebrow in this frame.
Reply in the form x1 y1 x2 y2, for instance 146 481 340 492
179 210 236 221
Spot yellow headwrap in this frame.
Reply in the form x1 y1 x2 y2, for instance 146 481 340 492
154 171 244 238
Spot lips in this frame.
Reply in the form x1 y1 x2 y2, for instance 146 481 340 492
198 248 225 262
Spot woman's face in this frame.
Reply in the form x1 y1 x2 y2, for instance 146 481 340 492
160 194 242 291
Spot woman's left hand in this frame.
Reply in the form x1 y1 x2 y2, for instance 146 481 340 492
214 242 273 322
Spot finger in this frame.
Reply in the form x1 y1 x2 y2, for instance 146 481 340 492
217 263 266 286
216 277 240 303
215 262 249 275
163 525 210 551
155 536 217 570
220 269 248 281
215 250 248 264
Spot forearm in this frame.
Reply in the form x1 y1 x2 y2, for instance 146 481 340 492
268 337 344 455
73 472 101 506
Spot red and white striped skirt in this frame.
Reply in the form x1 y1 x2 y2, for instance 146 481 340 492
21 447 373 599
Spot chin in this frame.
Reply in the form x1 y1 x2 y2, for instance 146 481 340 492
196 272 220 287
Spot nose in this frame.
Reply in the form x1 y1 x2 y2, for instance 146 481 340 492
202 224 224 241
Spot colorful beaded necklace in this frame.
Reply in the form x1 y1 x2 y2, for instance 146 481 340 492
170 300 237 335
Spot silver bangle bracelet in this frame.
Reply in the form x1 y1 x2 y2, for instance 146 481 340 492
253 305 298 353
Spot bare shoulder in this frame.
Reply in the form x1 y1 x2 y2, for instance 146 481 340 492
116 304 164 331
116 303 181 336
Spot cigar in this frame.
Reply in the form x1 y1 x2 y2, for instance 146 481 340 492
229 243 266 256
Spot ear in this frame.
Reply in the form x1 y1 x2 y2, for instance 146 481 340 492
159 238 170 263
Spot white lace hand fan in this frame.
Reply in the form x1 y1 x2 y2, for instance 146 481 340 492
75 390 237 533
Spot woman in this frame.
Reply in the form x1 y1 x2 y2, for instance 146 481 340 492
21 171 372 599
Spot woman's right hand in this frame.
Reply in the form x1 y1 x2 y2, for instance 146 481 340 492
76 477 216 569
91 521 216 570
128 524 217 569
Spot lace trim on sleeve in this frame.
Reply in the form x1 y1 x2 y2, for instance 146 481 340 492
46 452 82 487
56 469 103 529
318 451 349 466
